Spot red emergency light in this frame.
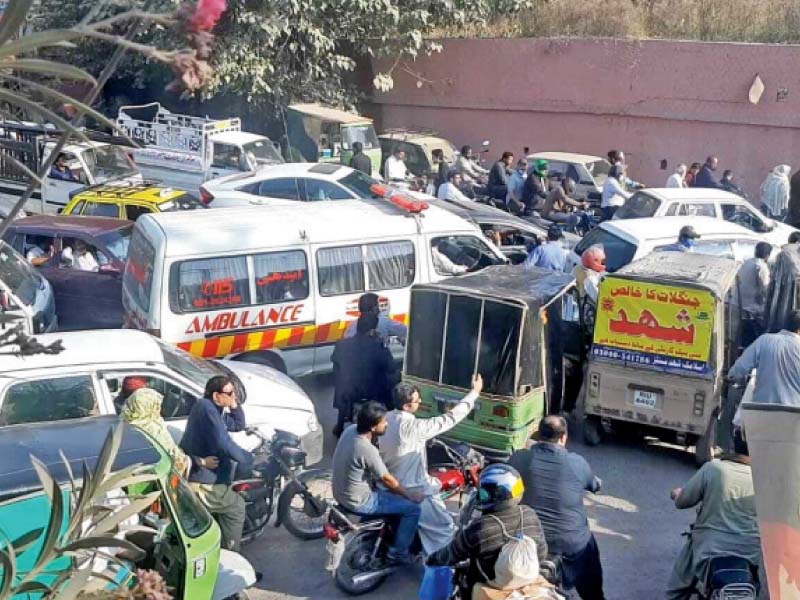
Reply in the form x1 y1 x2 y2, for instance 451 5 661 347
369 183 428 214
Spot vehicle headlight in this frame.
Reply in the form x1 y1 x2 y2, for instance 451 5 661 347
307 413 320 433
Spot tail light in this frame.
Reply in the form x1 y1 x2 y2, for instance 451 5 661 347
324 522 340 542
589 372 600 397
199 186 214 205
430 467 466 492
693 391 705 416
492 405 510 418
233 482 251 492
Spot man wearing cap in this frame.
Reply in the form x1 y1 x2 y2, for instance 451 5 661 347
521 159 550 215
658 226 701 253
525 225 567 272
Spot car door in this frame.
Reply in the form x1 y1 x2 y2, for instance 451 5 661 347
210 142 246 179
56 235 123 330
98 370 201 442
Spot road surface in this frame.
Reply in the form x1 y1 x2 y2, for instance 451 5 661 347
244 374 697 599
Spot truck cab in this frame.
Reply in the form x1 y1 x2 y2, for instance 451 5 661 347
117 103 283 193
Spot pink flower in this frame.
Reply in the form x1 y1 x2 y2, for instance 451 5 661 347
190 0 227 32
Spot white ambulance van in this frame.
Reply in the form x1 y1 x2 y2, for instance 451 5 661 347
121 199 506 376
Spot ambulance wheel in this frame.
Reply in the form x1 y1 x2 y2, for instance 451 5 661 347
582 416 603 446
235 351 287 374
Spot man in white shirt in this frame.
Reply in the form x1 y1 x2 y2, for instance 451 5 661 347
432 240 468 276
380 375 482 554
384 149 408 182
600 164 631 221
26 237 54 267
454 145 489 184
437 171 471 203
63 240 99 272
666 164 687 188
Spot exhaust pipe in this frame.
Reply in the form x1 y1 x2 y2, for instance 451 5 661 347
351 567 397 586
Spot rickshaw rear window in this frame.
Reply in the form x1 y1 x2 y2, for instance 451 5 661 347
477 301 523 396
406 291 447 381
441 295 481 388
164 470 214 538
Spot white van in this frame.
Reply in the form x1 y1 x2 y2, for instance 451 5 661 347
613 188 797 246
567 216 777 273
121 200 506 377
0 329 323 464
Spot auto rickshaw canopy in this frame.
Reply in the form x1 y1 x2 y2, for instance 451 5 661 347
0 416 166 502
406 265 575 397
287 103 373 125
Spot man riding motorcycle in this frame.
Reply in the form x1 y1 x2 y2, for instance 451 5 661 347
380 375 483 555
426 463 549 592
666 429 762 599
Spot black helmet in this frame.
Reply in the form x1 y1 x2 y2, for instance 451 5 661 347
678 225 700 241
476 463 525 512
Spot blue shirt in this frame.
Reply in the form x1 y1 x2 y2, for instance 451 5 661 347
509 443 601 555
180 396 252 485
729 330 800 407
525 241 566 272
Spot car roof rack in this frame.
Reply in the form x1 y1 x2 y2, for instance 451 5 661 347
76 180 172 198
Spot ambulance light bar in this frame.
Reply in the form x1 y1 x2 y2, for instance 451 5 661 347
370 184 429 214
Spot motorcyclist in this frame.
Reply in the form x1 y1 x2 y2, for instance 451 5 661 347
455 144 489 184
521 159 550 215
488 152 514 203
380 375 482 555
426 463 549 592
541 177 589 230
331 313 400 436
438 170 473 203
666 429 762 600
573 245 606 306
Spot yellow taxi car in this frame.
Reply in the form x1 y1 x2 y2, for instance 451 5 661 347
63 183 202 221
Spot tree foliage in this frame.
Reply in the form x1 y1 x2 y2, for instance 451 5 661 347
35 0 532 111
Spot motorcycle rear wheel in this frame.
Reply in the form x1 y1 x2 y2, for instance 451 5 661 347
334 529 387 595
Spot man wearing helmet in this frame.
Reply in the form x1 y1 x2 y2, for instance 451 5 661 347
521 159 550 215
426 463 548 591
658 225 701 253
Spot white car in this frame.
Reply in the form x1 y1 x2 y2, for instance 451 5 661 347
0 329 323 464
567 215 778 273
613 188 796 246
526 152 611 203
200 162 380 207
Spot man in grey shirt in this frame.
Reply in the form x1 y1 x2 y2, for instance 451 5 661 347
332 401 423 564
737 242 772 347
729 310 800 408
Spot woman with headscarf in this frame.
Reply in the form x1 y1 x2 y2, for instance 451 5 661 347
122 388 193 475
760 164 791 219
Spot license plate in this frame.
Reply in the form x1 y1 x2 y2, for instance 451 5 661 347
633 390 659 409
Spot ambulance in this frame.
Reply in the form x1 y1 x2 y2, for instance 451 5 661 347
121 197 507 376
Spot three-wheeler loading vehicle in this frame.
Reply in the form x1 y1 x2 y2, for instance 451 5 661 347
580 251 742 464
0 416 255 599
403 265 578 458
285 103 380 176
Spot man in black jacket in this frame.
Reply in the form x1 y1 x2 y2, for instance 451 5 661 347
427 463 548 590
349 141 372 175
521 159 550 215
331 313 399 436
180 375 253 551
487 151 514 201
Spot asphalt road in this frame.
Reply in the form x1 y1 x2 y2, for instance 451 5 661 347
243 375 698 599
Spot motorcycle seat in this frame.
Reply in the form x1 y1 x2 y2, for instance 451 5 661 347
706 556 756 589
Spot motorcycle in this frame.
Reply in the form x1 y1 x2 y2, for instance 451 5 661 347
324 439 484 595
697 555 759 600
232 427 334 542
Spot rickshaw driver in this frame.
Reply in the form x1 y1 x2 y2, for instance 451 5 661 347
379 375 483 555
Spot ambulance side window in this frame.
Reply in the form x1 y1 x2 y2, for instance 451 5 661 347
254 250 309 303
317 245 365 296
172 255 250 313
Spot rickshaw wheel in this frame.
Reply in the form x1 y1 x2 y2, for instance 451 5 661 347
582 416 604 446
694 420 717 466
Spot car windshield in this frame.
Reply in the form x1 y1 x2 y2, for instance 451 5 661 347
615 192 661 219
158 339 223 384
342 124 379 150
586 160 611 177
0 241 40 305
82 145 137 181
159 193 204 212
242 138 284 167
339 170 383 198
97 226 133 262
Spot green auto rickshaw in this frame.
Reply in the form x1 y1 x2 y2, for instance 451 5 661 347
0 416 255 599
285 103 380 176
404 265 578 459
